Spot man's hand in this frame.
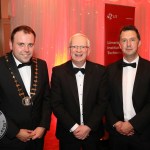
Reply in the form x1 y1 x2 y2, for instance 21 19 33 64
120 121 134 136
31 127 46 140
16 129 35 142
114 121 134 136
114 121 124 133
73 125 91 140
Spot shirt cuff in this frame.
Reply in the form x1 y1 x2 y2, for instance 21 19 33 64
69 123 79 132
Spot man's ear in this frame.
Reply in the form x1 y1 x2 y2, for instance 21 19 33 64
138 40 141 48
9 40 12 50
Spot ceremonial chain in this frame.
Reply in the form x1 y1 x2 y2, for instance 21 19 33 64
5 54 38 106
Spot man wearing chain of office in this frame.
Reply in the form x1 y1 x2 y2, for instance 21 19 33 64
0 25 51 150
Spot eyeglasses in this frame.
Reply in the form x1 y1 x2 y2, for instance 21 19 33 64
69 45 89 50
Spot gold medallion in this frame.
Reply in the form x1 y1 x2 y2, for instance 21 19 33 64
22 97 32 106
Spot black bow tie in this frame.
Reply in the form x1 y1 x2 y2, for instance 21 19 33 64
122 62 136 68
18 61 32 68
73 68 85 74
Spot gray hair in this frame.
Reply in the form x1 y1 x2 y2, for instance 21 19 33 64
69 33 90 47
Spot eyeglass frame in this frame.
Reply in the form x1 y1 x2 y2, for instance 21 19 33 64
69 45 89 50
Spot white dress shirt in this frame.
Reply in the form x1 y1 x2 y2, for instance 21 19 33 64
122 56 139 121
70 62 86 132
13 55 31 97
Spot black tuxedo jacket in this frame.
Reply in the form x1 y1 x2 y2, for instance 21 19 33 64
50 60 108 140
106 57 150 138
0 52 51 149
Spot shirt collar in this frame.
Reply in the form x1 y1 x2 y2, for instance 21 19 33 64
72 62 86 69
12 53 22 66
123 55 139 65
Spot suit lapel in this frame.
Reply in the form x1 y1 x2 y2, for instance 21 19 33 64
82 61 93 104
133 58 144 98
65 61 80 106
112 60 124 119
30 59 36 101
117 60 123 103
7 52 29 96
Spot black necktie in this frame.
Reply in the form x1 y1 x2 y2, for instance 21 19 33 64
122 62 136 68
18 61 32 68
73 68 85 74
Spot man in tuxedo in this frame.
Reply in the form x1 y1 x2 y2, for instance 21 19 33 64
106 25 150 150
0 25 51 150
50 33 108 150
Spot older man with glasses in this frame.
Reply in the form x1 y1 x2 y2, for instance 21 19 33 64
50 33 108 150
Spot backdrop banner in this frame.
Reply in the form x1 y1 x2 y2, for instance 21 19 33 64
105 4 135 65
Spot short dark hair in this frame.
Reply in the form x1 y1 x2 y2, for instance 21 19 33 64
120 25 141 40
11 25 36 43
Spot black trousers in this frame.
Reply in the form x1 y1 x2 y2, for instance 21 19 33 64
59 136 100 150
0 137 44 150
109 133 150 150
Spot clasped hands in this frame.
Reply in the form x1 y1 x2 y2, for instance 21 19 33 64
73 125 91 140
114 121 134 136
16 127 45 142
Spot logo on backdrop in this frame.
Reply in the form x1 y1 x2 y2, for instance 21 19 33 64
0 111 7 139
107 13 118 20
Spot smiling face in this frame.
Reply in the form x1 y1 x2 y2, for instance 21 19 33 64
69 34 90 67
9 31 35 63
119 30 141 62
